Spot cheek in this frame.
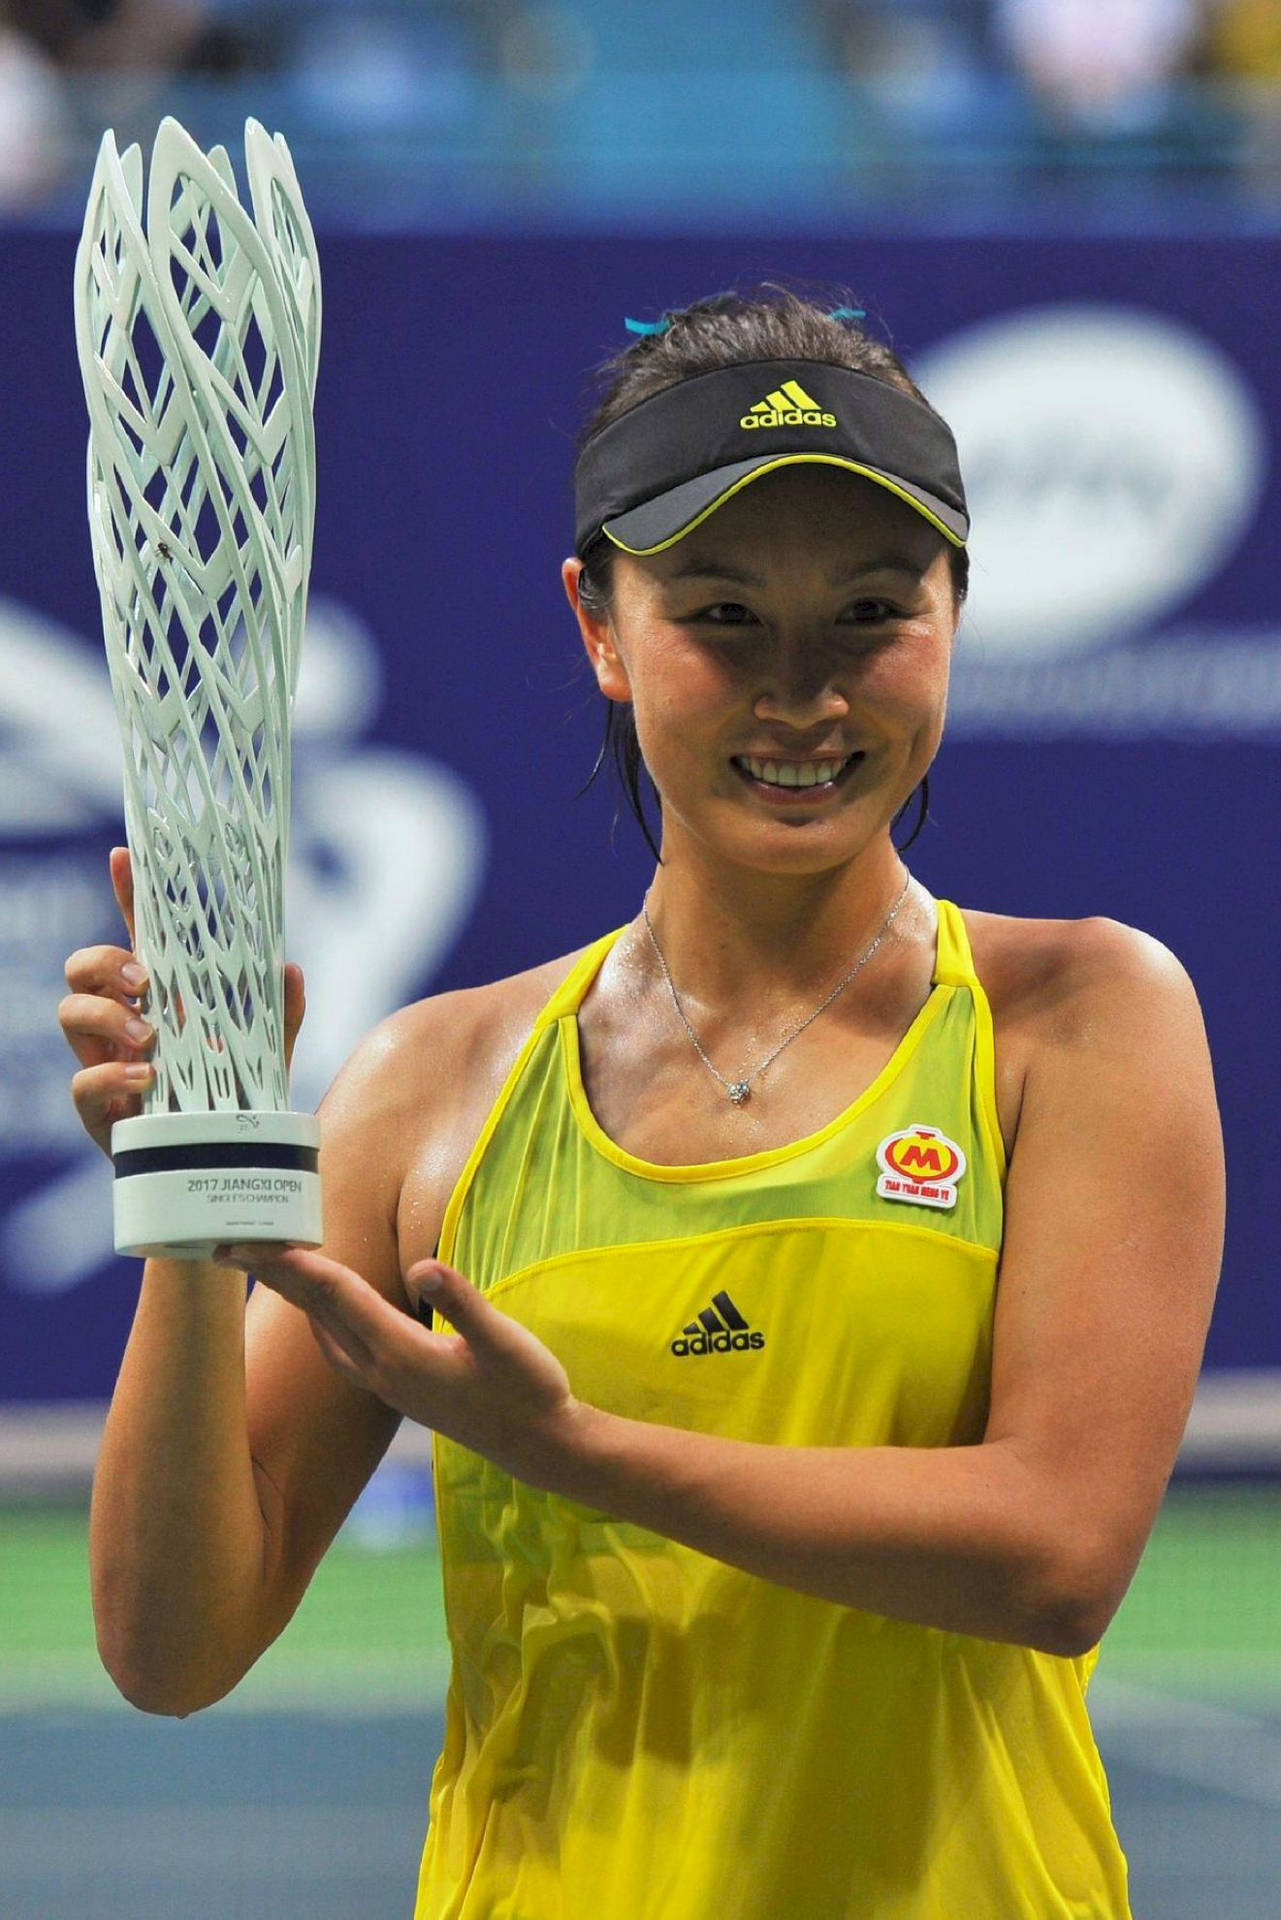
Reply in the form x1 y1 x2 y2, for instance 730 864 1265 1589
631 638 736 733
861 631 951 717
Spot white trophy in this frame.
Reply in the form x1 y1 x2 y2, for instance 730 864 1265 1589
74 117 323 1259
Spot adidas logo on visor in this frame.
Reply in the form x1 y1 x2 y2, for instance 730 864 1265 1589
740 378 836 431
670 1290 766 1357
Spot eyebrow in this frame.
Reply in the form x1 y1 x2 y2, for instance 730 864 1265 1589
668 555 925 587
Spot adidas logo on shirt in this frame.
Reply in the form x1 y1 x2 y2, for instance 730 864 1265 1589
740 378 836 431
670 1291 765 1357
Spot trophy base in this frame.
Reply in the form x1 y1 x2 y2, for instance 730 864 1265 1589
111 1111 323 1261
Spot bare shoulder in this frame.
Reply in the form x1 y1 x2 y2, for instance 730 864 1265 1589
394 944 592 1079
326 943 590 1103
958 906 1211 1157
964 906 1203 1036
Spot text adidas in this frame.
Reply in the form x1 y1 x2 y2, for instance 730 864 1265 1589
740 408 836 430
671 1328 766 1357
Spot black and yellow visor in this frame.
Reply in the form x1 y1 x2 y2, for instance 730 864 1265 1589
574 359 968 559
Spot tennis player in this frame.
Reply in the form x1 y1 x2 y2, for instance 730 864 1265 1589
61 288 1224 1918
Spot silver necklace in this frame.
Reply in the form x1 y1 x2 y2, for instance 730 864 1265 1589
641 873 912 1105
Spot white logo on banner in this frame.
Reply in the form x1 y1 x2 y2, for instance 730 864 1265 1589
0 595 487 1293
914 305 1279 733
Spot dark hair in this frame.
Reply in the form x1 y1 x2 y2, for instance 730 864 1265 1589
574 286 967 862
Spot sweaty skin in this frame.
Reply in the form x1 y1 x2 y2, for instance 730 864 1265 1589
65 463 1222 1711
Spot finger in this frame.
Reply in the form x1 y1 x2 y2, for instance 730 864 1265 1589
231 1248 385 1379
110 845 137 951
64 943 149 1001
283 963 306 1073
58 990 156 1070
219 1245 424 1379
407 1261 500 1344
307 1315 375 1393
71 1059 153 1149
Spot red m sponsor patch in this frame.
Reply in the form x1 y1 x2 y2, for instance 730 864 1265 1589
875 1125 966 1211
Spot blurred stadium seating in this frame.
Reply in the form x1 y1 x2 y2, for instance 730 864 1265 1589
0 0 1276 222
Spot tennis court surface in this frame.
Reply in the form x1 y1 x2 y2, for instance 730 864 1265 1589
3 1480 1278 1918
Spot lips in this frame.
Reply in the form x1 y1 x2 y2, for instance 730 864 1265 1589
730 751 864 799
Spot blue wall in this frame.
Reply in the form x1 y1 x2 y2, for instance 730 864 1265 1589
1 230 1276 1400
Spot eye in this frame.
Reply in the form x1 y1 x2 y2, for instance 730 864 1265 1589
841 599 900 624
688 602 759 626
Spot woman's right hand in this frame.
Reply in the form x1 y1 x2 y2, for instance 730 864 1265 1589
59 846 306 1159
60 846 154 1158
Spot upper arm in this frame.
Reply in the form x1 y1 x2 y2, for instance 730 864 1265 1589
240 1005 447 1635
984 919 1225 1639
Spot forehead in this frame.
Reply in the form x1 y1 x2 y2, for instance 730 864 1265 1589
642 464 946 582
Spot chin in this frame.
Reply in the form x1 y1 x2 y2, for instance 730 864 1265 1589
717 824 880 877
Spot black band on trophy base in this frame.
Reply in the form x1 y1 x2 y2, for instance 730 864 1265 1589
110 1111 323 1261
114 1142 321 1178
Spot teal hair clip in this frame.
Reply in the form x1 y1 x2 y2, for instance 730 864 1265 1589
828 306 866 322
624 314 673 336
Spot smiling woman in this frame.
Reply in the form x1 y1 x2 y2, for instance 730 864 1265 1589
572 468 957 878
575 296 970 861
60 285 1223 1920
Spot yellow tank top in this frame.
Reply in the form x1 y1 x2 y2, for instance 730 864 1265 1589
415 899 1131 1920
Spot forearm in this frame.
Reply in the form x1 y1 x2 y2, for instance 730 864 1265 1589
274 1255 1101 1654
89 1258 273 1714
556 1411 1097 1655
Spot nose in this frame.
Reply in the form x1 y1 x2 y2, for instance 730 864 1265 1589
752 647 850 730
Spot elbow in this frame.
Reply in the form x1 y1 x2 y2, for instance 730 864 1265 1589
1018 1540 1131 1659
91 1566 264 1717
103 1659 233 1718
98 1642 216 1717
95 1622 238 1719
111 1675 204 1718
1025 1598 1114 1661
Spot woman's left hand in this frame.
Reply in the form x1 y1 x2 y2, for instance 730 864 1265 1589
216 1243 586 1488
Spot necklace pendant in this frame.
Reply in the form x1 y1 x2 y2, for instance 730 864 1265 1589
727 1080 751 1105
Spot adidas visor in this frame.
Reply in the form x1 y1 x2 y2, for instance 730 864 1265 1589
574 359 968 559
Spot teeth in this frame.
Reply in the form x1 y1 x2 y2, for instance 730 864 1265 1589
742 755 846 789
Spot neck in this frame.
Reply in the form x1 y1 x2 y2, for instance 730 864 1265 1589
639 838 918 1010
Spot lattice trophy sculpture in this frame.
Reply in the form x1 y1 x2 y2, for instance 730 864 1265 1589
74 118 323 1258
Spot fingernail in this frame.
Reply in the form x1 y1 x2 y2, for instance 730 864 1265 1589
124 1063 152 1082
121 963 148 989
124 1016 152 1042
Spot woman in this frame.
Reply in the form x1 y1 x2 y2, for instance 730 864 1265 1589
61 289 1223 1918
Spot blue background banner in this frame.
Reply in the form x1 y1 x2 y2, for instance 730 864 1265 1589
2 231 1276 1399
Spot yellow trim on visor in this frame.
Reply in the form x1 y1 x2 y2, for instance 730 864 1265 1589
602 453 967 557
